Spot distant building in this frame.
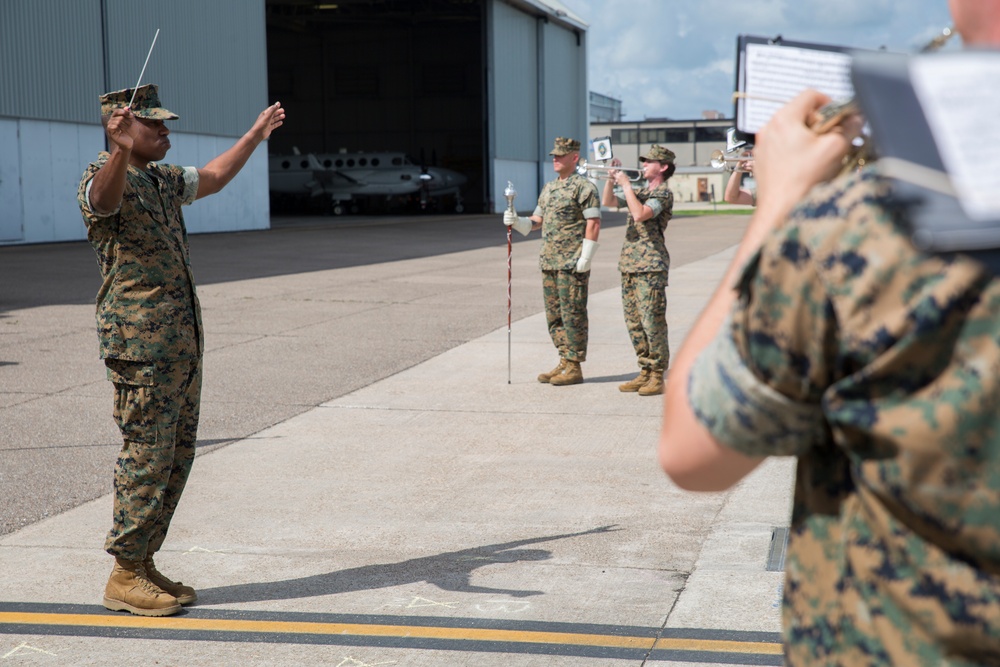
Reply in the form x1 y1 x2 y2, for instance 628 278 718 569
589 117 735 203
590 92 623 123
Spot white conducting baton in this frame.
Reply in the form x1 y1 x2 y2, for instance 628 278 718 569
128 29 160 109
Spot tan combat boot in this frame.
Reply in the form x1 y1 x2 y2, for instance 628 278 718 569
618 369 651 393
549 360 583 386
538 358 567 383
144 556 197 605
103 557 181 617
638 370 664 396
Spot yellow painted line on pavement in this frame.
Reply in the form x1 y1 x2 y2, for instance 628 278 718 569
654 636 782 655
0 611 780 655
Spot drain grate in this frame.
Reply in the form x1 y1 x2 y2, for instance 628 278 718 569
767 527 789 571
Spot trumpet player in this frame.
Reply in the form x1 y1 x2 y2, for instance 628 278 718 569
601 145 675 396
722 152 755 206
504 137 601 385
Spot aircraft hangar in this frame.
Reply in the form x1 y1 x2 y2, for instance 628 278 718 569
0 0 588 246
263 0 590 216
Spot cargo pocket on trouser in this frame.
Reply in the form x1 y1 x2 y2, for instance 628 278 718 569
106 359 157 444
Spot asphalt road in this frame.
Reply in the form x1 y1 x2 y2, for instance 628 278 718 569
0 209 748 536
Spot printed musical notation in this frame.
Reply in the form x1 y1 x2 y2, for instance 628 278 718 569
738 41 854 135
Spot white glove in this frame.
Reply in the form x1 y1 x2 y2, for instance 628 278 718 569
503 210 533 236
575 239 599 273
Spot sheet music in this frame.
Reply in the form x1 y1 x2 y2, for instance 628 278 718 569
739 43 854 134
910 53 1000 221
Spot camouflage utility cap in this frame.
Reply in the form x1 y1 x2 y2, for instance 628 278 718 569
549 137 581 156
640 145 675 164
100 84 179 120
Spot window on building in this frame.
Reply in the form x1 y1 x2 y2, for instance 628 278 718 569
695 127 728 142
642 128 691 143
611 129 638 144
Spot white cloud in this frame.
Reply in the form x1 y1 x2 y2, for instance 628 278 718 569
563 0 954 120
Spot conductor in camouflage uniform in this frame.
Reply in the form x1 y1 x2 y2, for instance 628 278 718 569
601 145 675 396
660 2 1000 661
78 84 284 617
504 137 601 385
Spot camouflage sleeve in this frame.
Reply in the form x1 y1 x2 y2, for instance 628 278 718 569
647 187 673 221
689 211 840 457
646 197 665 218
83 179 119 218
578 180 601 220
180 166 198 205
78 157 118 222
688 312 828 457
161 164 199 205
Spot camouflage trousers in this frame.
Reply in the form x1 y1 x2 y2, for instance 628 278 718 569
104 357 202 560
542 269 589 362
621 271 669 371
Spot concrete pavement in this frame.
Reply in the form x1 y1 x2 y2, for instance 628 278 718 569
0 210 792 665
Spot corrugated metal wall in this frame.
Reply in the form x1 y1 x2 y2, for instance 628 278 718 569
0 0 104 124
488 0 588 212
103 0 268 137
0 0 266 135
490 0 541 208
492 1 539 162
541 22 587 161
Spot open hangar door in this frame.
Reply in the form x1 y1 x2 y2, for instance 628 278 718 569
265 0 486 216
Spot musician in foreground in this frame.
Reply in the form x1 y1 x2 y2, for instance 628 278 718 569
659 0 1000 662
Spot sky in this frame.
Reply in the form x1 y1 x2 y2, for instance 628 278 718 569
559 0 956 121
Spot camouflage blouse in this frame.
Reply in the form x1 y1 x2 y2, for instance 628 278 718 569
533 173 601 271
614 182 672 275
78 153 203 361
690 169 1000 664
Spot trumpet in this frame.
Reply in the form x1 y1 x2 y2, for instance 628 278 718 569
577 161 644 182
709 149 754 172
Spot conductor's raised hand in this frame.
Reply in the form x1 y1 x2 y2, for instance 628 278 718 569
105 108 136 152
251 102 286 142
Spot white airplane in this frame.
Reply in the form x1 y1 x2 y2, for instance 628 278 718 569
269 148 467 215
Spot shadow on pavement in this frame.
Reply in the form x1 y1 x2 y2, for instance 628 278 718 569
200 526 620 605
